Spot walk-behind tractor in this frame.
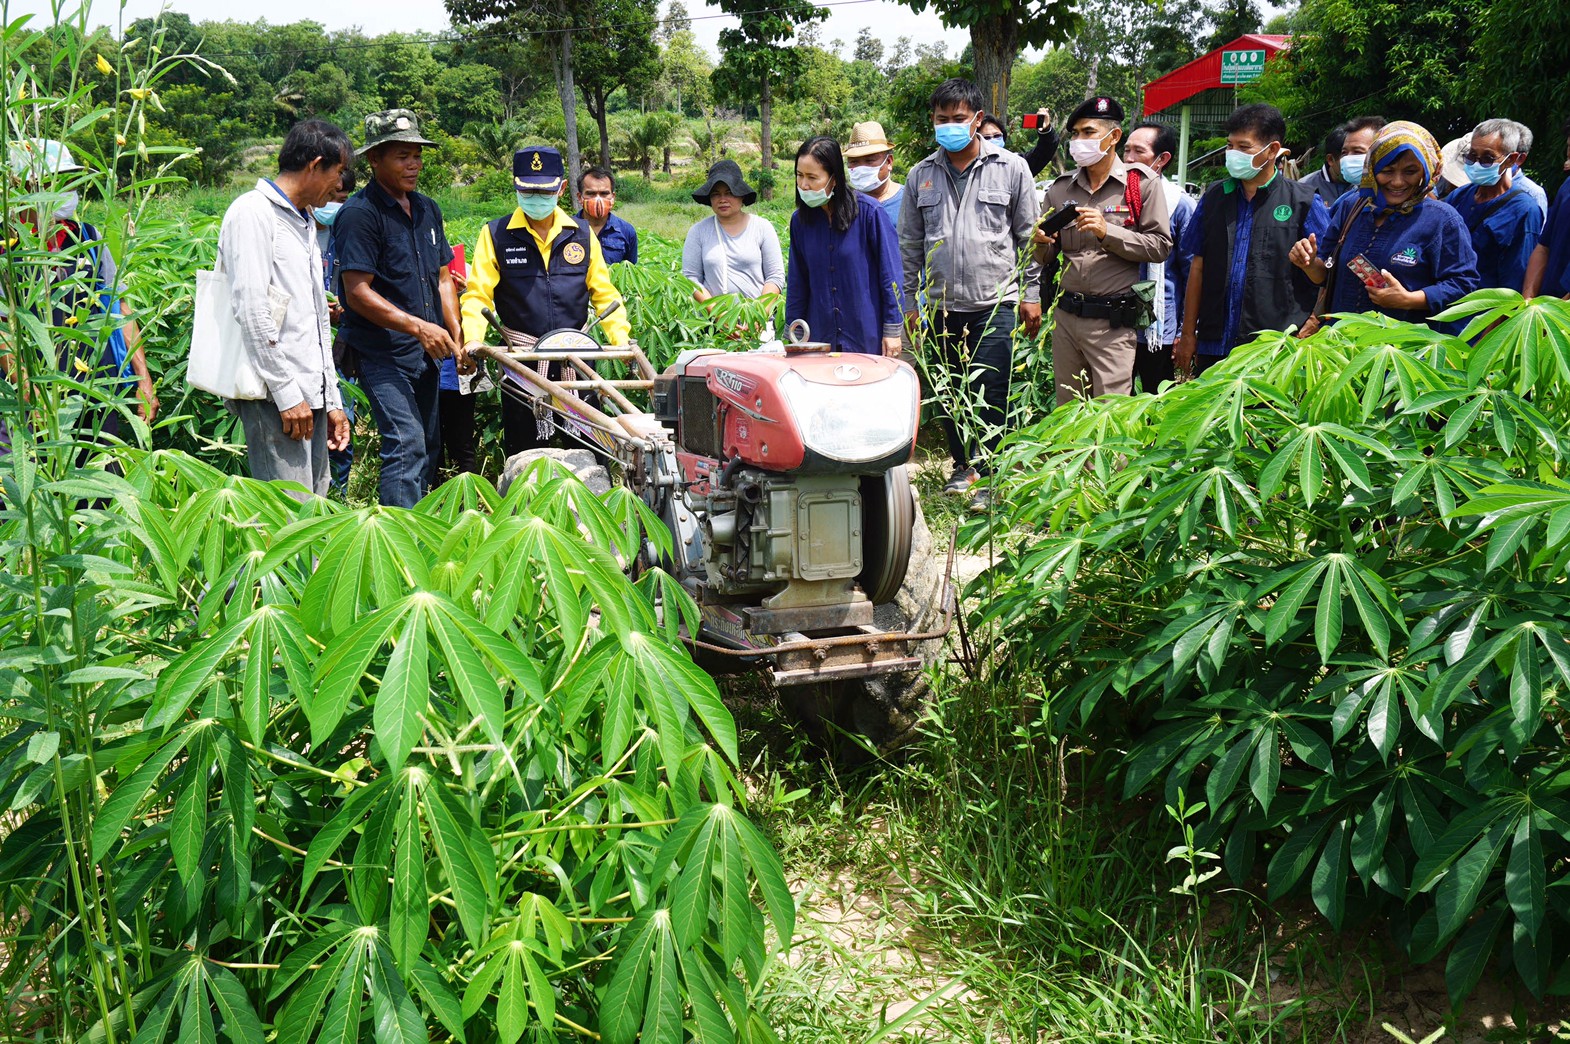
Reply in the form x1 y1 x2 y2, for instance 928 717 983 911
477 313 954 750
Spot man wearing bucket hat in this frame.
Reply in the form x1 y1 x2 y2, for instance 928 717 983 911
5 138 159 437
843 121 906 229
460 146 629 457
334 108 464 508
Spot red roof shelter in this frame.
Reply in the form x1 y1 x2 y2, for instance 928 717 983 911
1141 34 1291 183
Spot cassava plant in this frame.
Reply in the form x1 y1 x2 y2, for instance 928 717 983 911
0 9 794 1044
969 291 1570 1005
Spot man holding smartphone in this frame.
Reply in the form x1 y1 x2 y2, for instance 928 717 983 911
1034 96 1172 406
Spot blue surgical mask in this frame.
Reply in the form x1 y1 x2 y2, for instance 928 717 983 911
516 191 559 220
1339 154 1366 184
1225 146 1269 181
1463 160 1503 187
314 200 342 226
982 135 1005 146
935 122 974 153
799 186 833 208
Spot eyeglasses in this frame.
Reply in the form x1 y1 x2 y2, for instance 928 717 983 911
981 135 1005 145
1462 151 1507 165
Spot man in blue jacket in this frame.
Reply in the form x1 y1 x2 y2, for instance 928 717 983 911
1444 119 1543 292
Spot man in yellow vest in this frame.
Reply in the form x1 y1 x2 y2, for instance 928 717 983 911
460 146 629 455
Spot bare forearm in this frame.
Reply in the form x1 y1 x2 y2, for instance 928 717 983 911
1180 259 1204 337
345 279 423 337
1524 244 1548 299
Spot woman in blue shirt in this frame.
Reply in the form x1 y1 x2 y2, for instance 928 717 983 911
785 137 905 356
1289 120 1479 325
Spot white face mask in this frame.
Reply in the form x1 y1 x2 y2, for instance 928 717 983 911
1068 134 1111 168
52 190 79 222
847 164 887 193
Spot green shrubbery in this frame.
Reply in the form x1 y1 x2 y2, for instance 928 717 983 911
970 293 1570 1004
1 17 792 1044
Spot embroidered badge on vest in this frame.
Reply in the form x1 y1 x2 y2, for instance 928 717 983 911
562 242 586 265
1273 204 1292 221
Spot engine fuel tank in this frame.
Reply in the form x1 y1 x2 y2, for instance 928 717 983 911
673 349 919 475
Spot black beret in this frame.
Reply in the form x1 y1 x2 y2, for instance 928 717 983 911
1066 96 1125 129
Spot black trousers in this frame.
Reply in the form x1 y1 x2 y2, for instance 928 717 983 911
932 306 1016 476
1134 340 1175 394
438 390 478 474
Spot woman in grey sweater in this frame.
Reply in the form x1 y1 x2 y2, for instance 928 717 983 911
681 160 785 301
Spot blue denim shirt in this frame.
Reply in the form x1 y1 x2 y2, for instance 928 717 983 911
577 210 639 266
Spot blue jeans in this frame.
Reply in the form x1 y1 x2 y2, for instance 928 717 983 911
358 354 439 508
329 377 356 493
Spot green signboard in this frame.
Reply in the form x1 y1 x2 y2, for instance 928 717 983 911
1220 48 1267 84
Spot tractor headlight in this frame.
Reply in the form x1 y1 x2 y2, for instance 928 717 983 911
777 365 918 463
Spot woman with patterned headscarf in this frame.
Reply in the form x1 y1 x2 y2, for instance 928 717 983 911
1289 120 1480 324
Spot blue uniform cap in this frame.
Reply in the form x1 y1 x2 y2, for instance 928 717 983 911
514 147 565 191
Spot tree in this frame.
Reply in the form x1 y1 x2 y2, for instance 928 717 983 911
1467 0 1570 189
450 30 549 120
622 111 685 177
658 0 692 41
653 26 713 116
895 0 1079 121
885 35 912 76
1204 0 1262 49
914 40 949 69
573 0 661 169
464 117 530 168
853 27 884 65
711 0 826 198
445 0 586 193
1250 0 1476 151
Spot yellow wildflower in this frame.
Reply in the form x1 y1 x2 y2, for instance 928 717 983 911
95 53 113 76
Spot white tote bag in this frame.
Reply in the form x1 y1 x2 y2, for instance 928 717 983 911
188 256 272 401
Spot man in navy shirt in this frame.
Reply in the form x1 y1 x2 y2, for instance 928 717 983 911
575 167 638 266
1511 122 1550 223
335 109 464 508
1175 104 1330 375
1524 117 1570 300
1444 119 1542 292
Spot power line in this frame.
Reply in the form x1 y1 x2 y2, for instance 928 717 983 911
189 0 880 61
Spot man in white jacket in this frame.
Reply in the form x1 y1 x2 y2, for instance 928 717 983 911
217 119 351 497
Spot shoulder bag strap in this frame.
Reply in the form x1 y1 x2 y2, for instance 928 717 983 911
1465 185 1522 234
1301 197 1370 335
711 215 731 296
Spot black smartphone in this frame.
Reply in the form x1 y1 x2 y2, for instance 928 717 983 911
1022 112 1044 130
1038 205 1079 238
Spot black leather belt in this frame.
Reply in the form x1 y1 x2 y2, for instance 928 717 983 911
1059 291 1124 319
1060 290 1146 328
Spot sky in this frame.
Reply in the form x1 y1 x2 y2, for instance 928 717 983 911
19 0 962 61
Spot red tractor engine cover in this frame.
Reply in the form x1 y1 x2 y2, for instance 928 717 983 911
680 351 920 474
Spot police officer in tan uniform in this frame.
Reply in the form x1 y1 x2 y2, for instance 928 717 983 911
1035 97 1172 405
